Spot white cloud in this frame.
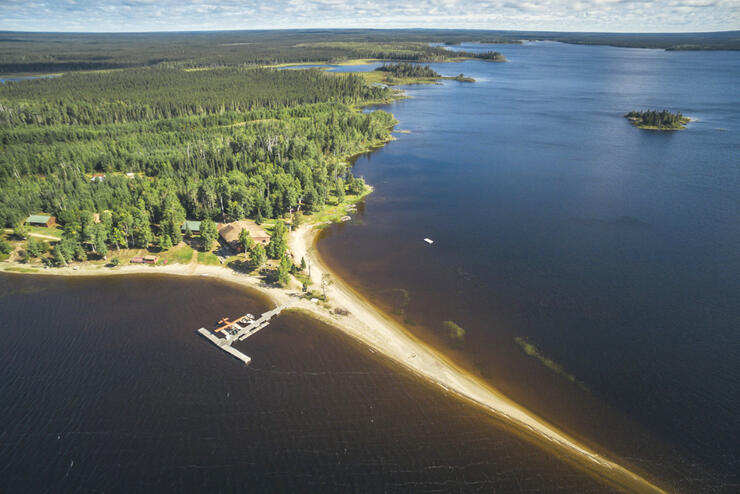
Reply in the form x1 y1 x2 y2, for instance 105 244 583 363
0 0 737 32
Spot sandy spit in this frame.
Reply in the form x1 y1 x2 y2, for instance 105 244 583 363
2 225 668 493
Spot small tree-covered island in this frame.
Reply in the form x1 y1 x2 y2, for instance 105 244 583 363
625 109 691 130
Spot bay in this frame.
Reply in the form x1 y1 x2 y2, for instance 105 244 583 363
318 42 740 490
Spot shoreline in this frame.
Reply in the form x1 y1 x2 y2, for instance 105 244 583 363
1 224 667 493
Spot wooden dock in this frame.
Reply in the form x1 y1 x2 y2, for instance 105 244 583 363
197 305 286 365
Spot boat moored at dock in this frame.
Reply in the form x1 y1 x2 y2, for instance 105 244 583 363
197 305 286 365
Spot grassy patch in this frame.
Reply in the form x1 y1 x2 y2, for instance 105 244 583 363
165 244 195 264
107 248 147 264
335 58 382 66
226 257 258 274
294 272 312 286
308 185 373 226
514 337 588 391
197 251 221 266
25 226 63 239
4 266 39 273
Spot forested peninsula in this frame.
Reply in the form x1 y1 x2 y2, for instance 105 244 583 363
0 66 398 269
0 30 502 272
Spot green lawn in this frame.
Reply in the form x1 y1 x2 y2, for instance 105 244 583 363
309 185 373 226
3 266 39 273
197 251 221 266
28 225 63 238
165 244 195 264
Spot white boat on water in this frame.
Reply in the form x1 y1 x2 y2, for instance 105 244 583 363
424 238 434 244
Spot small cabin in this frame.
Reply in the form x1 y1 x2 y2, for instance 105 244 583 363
181 220 202 234
25 214 56 228
131 256 159 264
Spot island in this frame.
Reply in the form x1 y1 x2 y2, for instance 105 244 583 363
370 62 475 85
625 109 691 130
474 50 508 62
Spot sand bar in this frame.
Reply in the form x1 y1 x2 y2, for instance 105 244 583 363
1 224 668 493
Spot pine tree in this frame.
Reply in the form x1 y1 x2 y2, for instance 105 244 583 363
238 227 253 254
94 224 108 257
277 255 292 287
250 243 266 270
267 221 287 259
162 234 173 250
200 218 218 252
335 178 345 204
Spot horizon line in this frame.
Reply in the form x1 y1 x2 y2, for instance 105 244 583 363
2 27 738 36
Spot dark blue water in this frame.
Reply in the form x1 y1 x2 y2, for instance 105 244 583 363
319 42 740 489
0 274 611 493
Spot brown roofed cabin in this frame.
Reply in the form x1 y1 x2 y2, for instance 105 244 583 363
26 214 56 228
131 256 159 264
218 220 271 252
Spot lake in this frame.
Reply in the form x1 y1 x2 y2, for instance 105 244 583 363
317 42 740 491
0 273 610 492
1 41 738 492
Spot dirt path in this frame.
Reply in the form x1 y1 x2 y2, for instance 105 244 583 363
3 229 60 242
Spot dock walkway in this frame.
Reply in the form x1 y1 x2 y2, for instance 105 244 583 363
197 305 286 365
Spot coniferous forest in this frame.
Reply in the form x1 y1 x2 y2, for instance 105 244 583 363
0 66 396 260
375 62 441 78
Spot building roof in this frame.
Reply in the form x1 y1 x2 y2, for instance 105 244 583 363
26 214 52 224
219 220 270 244
181 220 202 232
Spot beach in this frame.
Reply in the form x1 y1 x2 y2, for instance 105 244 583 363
1 223 667 493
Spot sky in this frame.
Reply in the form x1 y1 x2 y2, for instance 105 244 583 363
0 0 738 33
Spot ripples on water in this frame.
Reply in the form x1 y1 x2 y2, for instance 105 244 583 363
0 274 615 492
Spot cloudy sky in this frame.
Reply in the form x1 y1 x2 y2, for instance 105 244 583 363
0 0 737 33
